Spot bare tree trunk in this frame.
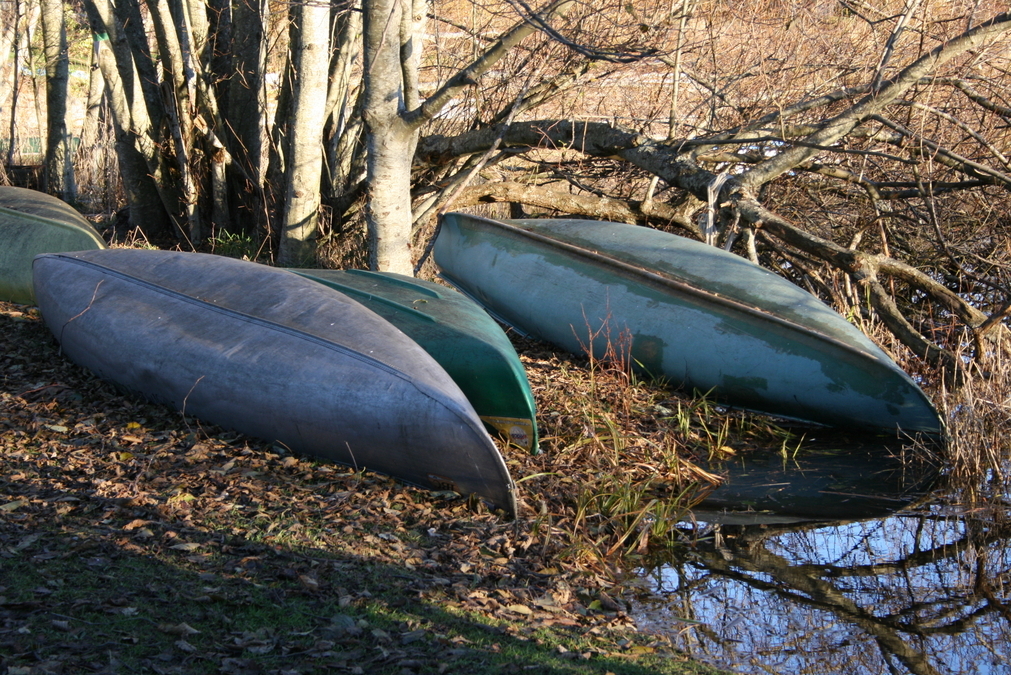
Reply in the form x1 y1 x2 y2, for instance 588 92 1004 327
277 0 330 266
0 0 18 118
25 6 46 163
40 0 76 201
363 0 415 273
149 0 201 241
83 0 176 242
224 0 268 235
324 0 364 210
77 36 106 153
362 0 569 273
6 0 27 166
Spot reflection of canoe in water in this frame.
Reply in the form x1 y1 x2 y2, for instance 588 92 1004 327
434 212 942 434
692 434 940 525
289 268 538 452
33 250 516 515
0 186 105 304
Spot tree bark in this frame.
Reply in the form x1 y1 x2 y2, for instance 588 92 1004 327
363 0 416 273
41 0 76 201
277 0 331 266
363 0 569 272
225 0 268 234
83 0 176 241
77 37 106 155
324 0 364 211
149 0 201 241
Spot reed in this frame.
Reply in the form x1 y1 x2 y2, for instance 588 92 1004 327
940 349 1011 494
510 328 800 567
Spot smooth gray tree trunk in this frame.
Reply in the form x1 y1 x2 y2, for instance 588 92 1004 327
363 0 418 273
277 0 330 266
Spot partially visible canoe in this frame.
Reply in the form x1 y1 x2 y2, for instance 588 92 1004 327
288 268 539 452
433 212 942 434
33 250 516 515
0 186 105 304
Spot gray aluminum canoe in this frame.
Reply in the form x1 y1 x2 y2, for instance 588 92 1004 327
433 213 942 434
0 186 105 304
32 250 516 515
288 268 539 452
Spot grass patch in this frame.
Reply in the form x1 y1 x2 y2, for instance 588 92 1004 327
208 230 267 262
1 521 722 674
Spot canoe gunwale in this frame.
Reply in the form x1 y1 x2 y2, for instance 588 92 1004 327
291 267 541 452
448 213 894 369
343 268 444 298
435 271 533 339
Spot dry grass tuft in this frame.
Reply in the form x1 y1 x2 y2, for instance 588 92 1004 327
506 333 803 565
939 349 1011 497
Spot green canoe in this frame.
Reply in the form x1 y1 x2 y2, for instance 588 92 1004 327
288 268 539 452
433 213 942 434
0 186 106 304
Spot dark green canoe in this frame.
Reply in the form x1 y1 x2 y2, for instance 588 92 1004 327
289 268 538 452
0 186 106 304
433 212 942 434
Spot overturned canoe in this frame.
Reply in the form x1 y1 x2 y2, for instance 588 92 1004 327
0 186 105 304
434 213 942 434
288 268 539 452
33 250 516 514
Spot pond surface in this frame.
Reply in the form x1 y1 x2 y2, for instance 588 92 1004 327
631 435 1011 675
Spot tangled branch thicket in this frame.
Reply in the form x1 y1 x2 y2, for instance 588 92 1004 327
415 0 1011 383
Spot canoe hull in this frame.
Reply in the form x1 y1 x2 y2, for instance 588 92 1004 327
33 250 516 514
0 186 105 304
433 213 941 434
289 268 538 452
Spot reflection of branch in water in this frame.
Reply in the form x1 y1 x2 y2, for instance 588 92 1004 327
744 519 1011 603
977 554 1011 625
697 543 945 675
643 438 1010 674
719 515 1011 584
670 511 1011 675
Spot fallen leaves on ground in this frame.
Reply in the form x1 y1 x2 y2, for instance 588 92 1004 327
0 300 732 674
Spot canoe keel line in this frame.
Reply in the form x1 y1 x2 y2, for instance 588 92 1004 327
33 250 517 515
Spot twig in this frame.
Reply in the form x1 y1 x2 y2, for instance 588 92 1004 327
58 280 104 351
413 79 533 275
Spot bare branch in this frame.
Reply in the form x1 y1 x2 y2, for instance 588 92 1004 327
739 12 1011 189
409 0 574 130
937 77 1011 121
870 114 1011 188
445 180 699 235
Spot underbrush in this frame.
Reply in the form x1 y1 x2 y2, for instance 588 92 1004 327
938 349 1011 501
509 334 810 565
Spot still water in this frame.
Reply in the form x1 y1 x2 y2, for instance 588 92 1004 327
632 435 1011 674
